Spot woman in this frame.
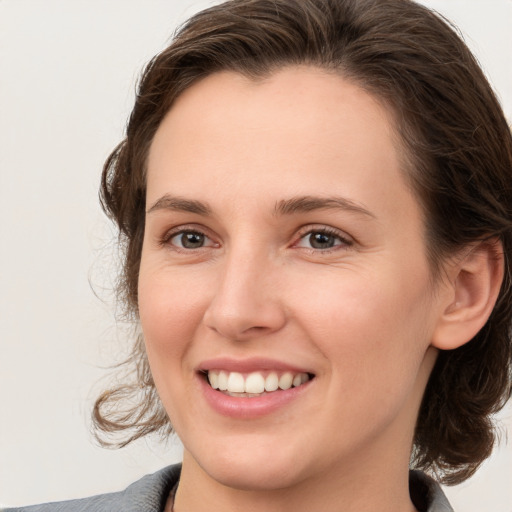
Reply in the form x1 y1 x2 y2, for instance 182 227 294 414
5 0 511 511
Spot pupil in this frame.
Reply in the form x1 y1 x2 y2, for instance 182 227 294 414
310 232 334 249
182 232 204 248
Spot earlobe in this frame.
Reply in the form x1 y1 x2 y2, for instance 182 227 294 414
431 239 504 350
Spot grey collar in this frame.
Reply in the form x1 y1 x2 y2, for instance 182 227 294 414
2 465 454 512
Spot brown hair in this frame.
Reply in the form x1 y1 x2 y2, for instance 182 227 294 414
94 0 512 484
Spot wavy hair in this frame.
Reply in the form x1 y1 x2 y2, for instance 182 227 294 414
93 0 512 484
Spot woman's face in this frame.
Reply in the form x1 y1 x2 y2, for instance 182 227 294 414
139 67 447 490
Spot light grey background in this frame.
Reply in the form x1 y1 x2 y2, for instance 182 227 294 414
1 0 511 509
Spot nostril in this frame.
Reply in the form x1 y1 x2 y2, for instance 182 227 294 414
246 325 268 332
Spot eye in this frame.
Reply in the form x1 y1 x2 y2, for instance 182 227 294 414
295 228 352 251
168 230 216 249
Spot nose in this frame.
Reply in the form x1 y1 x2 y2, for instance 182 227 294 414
203 249 287 341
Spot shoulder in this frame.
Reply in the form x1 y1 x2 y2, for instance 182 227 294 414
1 464 181 512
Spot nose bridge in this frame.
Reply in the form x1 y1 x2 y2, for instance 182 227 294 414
203 241 286 340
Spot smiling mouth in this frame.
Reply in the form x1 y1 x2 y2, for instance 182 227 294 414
204 370 314 397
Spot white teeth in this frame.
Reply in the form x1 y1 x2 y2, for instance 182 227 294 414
292 374 302 387
218 370 228 391
278 372 293 390
265 372 279 392
208 371 219 389
207 370 311 394
227 372 245 393
245 372 265 394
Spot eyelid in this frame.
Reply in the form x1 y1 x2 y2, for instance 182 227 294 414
158 223 353 253
293 224 354 250
160 224 219 249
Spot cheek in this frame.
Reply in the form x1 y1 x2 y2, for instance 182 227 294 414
137 262 215 428
138 261 211 368
290 264 434 392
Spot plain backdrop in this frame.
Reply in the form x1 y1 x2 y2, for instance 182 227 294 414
1 0 511 509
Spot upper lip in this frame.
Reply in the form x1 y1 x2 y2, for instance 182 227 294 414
197 357 313 374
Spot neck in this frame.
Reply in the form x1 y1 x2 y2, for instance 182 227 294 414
172 443 417 512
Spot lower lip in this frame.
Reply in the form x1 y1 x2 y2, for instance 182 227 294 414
198 375 312 419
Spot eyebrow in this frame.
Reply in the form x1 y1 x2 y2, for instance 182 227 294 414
146 194 212 216
146 193 375 219
274 195 375 218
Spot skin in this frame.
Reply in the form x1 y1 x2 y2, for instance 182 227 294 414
139 67 456 512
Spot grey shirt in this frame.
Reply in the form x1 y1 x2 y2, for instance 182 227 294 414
2 464 454 512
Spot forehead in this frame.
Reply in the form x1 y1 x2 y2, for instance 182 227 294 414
156 67 398 144
146 66 418 227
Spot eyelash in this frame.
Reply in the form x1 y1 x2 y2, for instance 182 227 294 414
294 226 353 253
160 225 353 253
160 226 218 251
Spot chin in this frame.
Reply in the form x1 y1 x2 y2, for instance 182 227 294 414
188 442 309 491
207 462 304 491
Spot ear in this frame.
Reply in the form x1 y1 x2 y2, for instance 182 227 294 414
431 239 504 350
